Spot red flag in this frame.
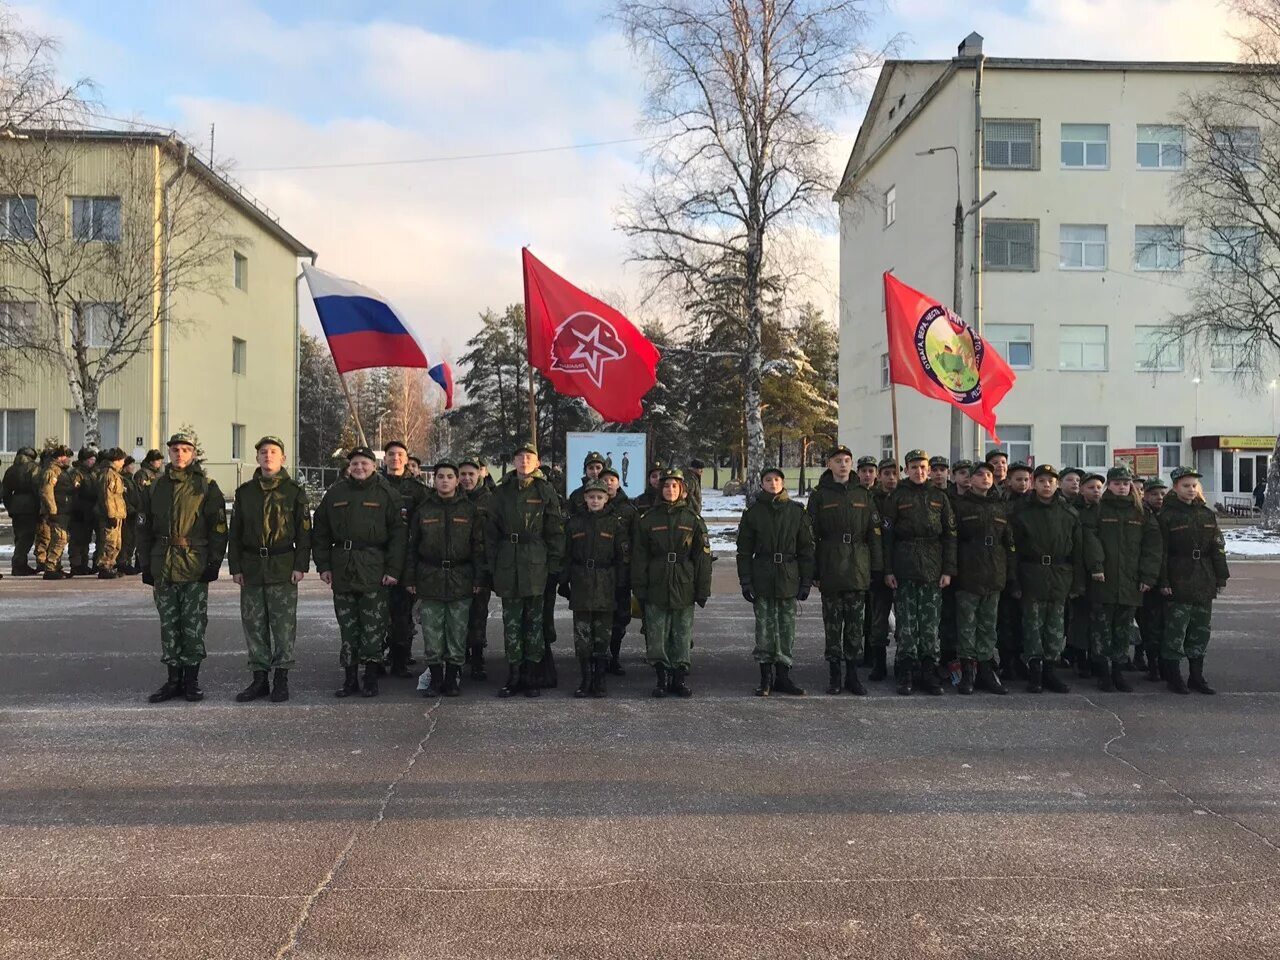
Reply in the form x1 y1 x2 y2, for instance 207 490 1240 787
522 248 660 422
884 271 1016 442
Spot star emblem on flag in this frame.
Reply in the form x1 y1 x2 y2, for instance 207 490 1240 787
550 312 628 388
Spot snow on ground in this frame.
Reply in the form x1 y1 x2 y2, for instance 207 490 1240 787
1224 526 1280 558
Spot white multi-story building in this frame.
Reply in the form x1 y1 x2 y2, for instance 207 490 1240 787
835 33 1277 504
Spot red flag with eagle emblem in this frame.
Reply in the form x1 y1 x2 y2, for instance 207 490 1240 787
522 248 661 422
884 271 1016 442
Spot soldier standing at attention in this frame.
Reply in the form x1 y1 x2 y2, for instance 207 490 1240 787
856 455 879 492
458 454 494 680
632 461 666 513
1157 466 1230 695
138 433 229 703
865 457 900 681
1068 473 1105 676
808 447 882 696
381 440 429 678
484 442 565 699
951 461 1012 694
228 436 311 704
408 460 486 698
313 447 407 699
31 447 54 572
118 456 139 575
94 449 128 578
881 450 957 696
929 455 950 491
985 450 1010 500
3 446 40 575
1060 468 1085 507
601 465 636 675
685 458 705 515
1137 477 1169 681
560 478 627 698
68 447 98 575
949 460 974 499
930 455 959 676
1004 461 1033 500
567 451 607 516
38 446 74 579
1009 464 1083 694
855 454 880 669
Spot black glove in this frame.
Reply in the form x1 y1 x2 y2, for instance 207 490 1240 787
140 567 154 586
796 585 811 602
557 580 571 601
696 597 707 609
741 585 756 604
199 564 220 583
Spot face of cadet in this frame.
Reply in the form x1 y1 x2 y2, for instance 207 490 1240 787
434 467 458 496
585 462 603 480
829 454 853 483
661 478 682 502
256 443 284 476
857 465 877 488
1174 477 1201 504
989 456 1008 481
1007 471 1032 495
649 469 662 490
1061 473 1081 496
879 468 899 491
348 455 376 481
384 447 407 474
1033 475 1059 500
458 465 479 491
514 452 539 478
406 460 421 478
954 469 971 494
168 444 194 469
1107 478 1132 497
1144 488 1166 509
970 469 993 493
1082 479 1104 504
604 475 621 496
761 473 784 495
930 467 949 489
585 490 608 512
906 460 929 484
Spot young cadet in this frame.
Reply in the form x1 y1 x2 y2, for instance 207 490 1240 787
632 468 710 698
1157 466 1230 695
1080 466 1162 693
928 455 950 490
600 465 636 675
1137 477 1169 681
985 450 1010 500
407 460 486 698
381 440 429 678
865 457 900 680
951 461 1013 695
1009 464 1083 694
1060 468 1085 507
560 478 628 698
566 450 607 517
856 455 879 492
1004 461 1033 500
1068 473 1106 676
738 466 816 696
949 460 973 498
808 446 883 695
881 450 957 696
458 454 494 680
632 461 666 513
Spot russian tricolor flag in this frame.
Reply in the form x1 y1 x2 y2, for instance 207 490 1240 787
303 264 431 374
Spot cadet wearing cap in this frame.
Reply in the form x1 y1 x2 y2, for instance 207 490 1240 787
600 465 637 675
67 446 98 575
559 477 627 698
228 436 312 703
38 445 75 579
1059 467 1085 507
2 446 40 576
685 458 705 516
458 454 495 679
1136 477 1169 680
855 453 878 491
381 440 429 678
93 449 128 578
928 456 950 491
567 451 608 517
138 432 230 704
632 460 666 514
951 460 1012 695
865 457 901 680
985 449 1010 499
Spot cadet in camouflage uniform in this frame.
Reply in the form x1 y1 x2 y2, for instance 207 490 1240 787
93 448 128 578
566 450 607 517
952 461 1013 695
985 449 1010 500
631 461 666 513
458 454 494 680
930 455 959 676
32 448 54 571
314 446 408 698
855 454 880 669
560 478 628 698
685 459 705 516
138 433 229 703
228 436 312 704
1060 467 1085 508
1137 477 1169 681
381 440 429 677
1009 464 1083 694
3 446 41 575
601 465 636 675
995 462 1034 678
808 446 883 696
483 442 565 699
1157 466 1230 695
1067 473 1105 675
632 468 711 697
407 460 486 698
38 446 75 579
865 457 900 680
67 447 97 575
881 450 957 696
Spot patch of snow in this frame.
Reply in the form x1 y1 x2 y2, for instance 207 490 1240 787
1223 526 1280 558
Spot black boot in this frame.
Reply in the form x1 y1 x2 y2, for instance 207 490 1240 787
591 657 608 698
1111 661 1133 693
270 669 289 702
958 660 976 695
97 568 118 579
42 569 69 580
977 660 1007 695
773 664 804 696
918 659 943 696
361 664 379 697
1132 646 1147 671
869 646 888 682
469 645 487 681
1042 660 1070 693
844 661 867 696
497 663 520 698
894 658 914 696
1075 651 1093 678
420 663 445 698
539 647 558 689
669 666 692 698
826 660 841 695
235 670 270 702
1163 658 1190 695
1145 647 1161 682
574 657 592 698
1026 657 1044 694
607 637 626 675
148 665 184 703
522 661 540 698
1187 657 1216 695
441 664 460 697
389 653 413 679
1095 657 1115 692
756 662 774 697
182 665 203 702
334 665 359 698
652 664 668 698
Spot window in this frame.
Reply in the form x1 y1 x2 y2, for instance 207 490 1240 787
880 434 894 463
232 337 247 375
1210 330 1253 371
1209 226 1260 272
982 323 1033 369
983 219 1038 271
0 195 37 240
1134 325 1183 372
1060 224 1107 270
984 119 1039 170
0 301 36 338
0 409 36 452
879 352 890 390
68 410 120 449
1135 225 1183 271
1060 325 1108 371
233 251 248 290
1136 427 1183 473
986 425 1032 465
232 423 246 460
1061 426 1108 470
70 196 121 242
72 302 121 348
1136 124 1184 169
884 186 896 227
1212 126 1261 172
1061 123 1109 168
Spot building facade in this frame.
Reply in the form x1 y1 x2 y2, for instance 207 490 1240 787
0 131 313 493
835 35 1277 503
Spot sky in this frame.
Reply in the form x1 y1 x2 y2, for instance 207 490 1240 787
13 0 1247 362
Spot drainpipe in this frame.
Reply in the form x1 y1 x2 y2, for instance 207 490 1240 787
160 140 190 443
296 252 316 467
971 51 985 460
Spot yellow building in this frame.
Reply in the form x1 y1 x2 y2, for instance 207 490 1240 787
0 130 314 492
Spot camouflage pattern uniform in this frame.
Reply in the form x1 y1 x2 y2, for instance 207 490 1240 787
95 455 128 573
604 478 637 670
68 451 97 573
951 481 1015 692
864 459 900 677
3 447 40 573
1136 479 1167 677
561 484 628 694
381 467 429 673
461 456 495 674
40 455 75 573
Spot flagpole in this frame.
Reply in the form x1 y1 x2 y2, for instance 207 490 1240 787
526 361 537 443
521 244 538 443
336 368 369 449
890 380 901 465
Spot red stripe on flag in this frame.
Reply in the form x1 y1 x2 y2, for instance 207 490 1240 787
327 331 429 374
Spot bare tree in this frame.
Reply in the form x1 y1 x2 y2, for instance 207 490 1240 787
0 8 93 129
614 0 887 495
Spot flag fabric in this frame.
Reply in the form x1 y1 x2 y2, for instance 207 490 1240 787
522 248 660 423
302 264 430 374
883 271 1016 442
428 361 454 410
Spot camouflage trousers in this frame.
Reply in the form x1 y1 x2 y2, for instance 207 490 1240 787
1137 592 1165 656
96 519 122 571
334 589 388 667
1021 599 1066 660
420 598 471 666
997 591 1025 663
385 585 417 665
41 517 69 572
1163 601 1213 662
955 590 1000 661
864 579 895 648
644 603 693 670
121 513 137 570
153 581 209 667
11 514 35 570
893 581 941 665
467 587 492 650
34 516 52 567
573 611 612 659
1089 602 1137 662
501 597 545 666
239 582 298 671
822 590 866 662
69 518 93 569
752 597 797 666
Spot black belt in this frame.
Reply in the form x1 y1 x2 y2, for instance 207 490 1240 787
1173 549 1207 560
430 559 469 569
246 543 295 558
755 553 796 563
665 552 680 563
1020 555 1072 566
508 533 540 544
339 539 384 551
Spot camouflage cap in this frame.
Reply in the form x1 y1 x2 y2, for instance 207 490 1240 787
878 458 899 471
1106 465 1133 481
929 455 950 469
688 458 705 470
904 449 929 464
1032 463 1059 479
144 448 164 464
432 459 458 474
648 460 666 473
582 478 609 495
255 435 286 452
1060 466 1086 480
971 461 995 476
1145 476 1169 491
660 467 685 485
599 465 620 480
166 432 196 449
952 459 974 473
856 455 879 469
347 445 378 462
77 446 97 461
1170 465 1202 482
826 444 854 461
760 466 785 481
514 441 539 457
985 448 1009 463
582 450 606 468
457 453 482 469
1083 472 1106 485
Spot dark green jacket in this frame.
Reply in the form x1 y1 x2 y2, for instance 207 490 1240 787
736 490 815 599
632 497 711 608
2 452 39 517
685 470 703 516
406 490 485 601
561 504 629 612
312 473 407 593
382 470 429 523
70 461 96 522
806 471 882 593
137 464 229 583
41 462 72 518
1080 491 1162 606
483 471 565 599
881 479 957 582
952 490 1015 596
632 486 661 514
1157 498 1230 603
466 482 493 512
228 468 312 585
1009 494 1084 602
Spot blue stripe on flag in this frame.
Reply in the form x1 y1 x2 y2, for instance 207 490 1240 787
313 294 410 337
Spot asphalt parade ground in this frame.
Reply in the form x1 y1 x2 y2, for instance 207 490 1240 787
3 560 1280 960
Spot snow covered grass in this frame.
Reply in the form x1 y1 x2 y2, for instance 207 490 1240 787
1223 526 1280 558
